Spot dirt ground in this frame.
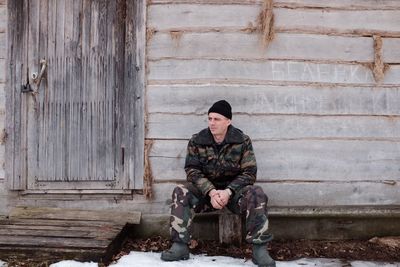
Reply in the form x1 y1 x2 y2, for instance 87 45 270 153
113 236 400 264
2 236 400 266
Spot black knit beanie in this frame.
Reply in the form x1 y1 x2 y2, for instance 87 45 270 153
208 100 232 119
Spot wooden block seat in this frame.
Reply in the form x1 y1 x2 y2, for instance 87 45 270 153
194 208 243 246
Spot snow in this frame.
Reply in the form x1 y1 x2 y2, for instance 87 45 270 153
42 252 400 267
48 261 97 267
0 260 7 267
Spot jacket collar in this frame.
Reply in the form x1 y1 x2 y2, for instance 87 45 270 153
194 125 245 145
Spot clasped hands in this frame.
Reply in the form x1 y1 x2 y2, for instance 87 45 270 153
208 188 232 209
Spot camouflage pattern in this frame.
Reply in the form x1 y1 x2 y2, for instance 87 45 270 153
169 125 272 245
185 125 257 196
170 183 272 244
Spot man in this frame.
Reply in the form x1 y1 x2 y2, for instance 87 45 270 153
161 100 275 267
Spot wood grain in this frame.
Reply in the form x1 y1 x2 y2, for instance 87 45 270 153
149 4 400 35
149 32 374 62
10 206 141 224
0 6 5 32
147 84 400 115
0 58 5 82
383 38 400 63
150 0 400 9
153 182 400 210
7 0 145 191
147 114 400 140
149 140 400 181
148 59 381 85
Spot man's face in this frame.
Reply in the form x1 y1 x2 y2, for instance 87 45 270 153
208 112 231 136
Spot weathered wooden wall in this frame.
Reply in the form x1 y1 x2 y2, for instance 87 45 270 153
0 0 399 221
0 0 7 216
146 0 400 210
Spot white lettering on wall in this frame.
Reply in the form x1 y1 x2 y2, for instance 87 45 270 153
268 61 373 83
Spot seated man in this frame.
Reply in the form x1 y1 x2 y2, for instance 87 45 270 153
161 100 275 267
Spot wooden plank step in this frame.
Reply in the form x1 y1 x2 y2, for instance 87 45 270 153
0 218 126 227
0 236 111 249
0 228 94 238
0 223 118 233
0 206 141 264
0 247 105 265
10 206 141 224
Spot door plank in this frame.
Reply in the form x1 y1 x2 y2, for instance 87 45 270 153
5 0 20 188
19 1 29 190
37 0 49 187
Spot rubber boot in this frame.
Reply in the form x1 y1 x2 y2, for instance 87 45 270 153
160 242 190 261
252 244 276 267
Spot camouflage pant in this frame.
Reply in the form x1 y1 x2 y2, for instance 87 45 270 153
169 183 272 245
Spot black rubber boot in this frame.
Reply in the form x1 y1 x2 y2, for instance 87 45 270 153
252 244 276 267
160 242 190 261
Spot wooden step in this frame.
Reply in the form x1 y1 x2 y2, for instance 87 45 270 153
0 206 141 264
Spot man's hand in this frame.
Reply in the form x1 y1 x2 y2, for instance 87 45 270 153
209 189 232 209
209 189 224 209
217 189 231 206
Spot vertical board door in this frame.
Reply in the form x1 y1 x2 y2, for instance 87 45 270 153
7 0 144 191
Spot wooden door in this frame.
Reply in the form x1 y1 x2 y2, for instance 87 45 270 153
6 0 145 191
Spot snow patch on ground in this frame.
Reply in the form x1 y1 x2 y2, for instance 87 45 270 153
109 251 255 266
351 262 400 267
2 252 399 267
49 260 98 267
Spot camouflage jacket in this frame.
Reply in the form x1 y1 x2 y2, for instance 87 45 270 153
184 125 257 196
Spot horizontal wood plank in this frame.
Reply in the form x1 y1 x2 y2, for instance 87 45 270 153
0 6 5 32
150 0 261 4
10 207 141 224
0 228 95 239
275 8 400 35
0 58 5 82
0 32 5 58
274 0 400 9
149 32 373 62
383 38 400 63
0 185 6 215
151 0 400 9
147 85 400 115
152 182 400 210
383 65 400 84
0 236 110 249
149 140 400 181
148 114 400 140
0 206 137 260
0 223 115 232
148 4 258 30
0 144 5 180
149 59 379 84
0 168 6 181
149 60 400 85
0 218 125 228
149 4 400 35
0 82 4 120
